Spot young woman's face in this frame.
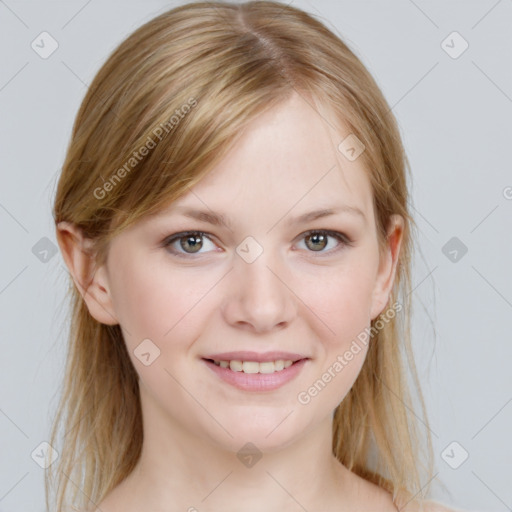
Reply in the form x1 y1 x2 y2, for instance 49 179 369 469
96 92 402 453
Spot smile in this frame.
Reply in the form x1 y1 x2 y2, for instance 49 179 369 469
210 359 294 373
202 357 309 392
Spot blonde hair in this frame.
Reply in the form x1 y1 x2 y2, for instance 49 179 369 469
47 1 434 510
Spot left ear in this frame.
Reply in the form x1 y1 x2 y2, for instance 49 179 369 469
369 214 404 320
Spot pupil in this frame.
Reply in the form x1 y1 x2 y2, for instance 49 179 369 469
307 233 326 251
179 233 327 254
182 234 202 253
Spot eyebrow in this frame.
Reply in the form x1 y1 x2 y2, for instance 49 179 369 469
168 205 366 228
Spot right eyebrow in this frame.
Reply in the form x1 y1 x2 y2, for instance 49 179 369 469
162 204 366 229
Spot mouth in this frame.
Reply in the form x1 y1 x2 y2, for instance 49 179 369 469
203 358 298 374
201 354 309 392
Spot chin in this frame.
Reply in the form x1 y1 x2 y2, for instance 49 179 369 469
205 408 308 455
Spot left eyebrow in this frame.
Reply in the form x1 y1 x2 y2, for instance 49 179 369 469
285 206 366 225
162 205 366 229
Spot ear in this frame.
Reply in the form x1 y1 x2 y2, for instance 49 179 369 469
56 221 119 325
369 214 404 320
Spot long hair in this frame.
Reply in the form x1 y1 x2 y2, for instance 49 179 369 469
47 1 434 510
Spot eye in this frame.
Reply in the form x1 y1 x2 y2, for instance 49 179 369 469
296 229 352 255
163 231 218 258
162 229 352 259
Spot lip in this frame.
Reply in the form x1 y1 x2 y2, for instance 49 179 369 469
203 351 307 363
202 357 309 392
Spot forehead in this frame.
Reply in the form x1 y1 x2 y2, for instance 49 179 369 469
157 92 374 226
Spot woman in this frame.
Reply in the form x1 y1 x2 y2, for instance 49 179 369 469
47 2 465 511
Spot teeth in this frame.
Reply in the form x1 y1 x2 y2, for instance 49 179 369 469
213 359 296 374
274 360 285 371
230 360 243 372
259 362 275 374
242 361 259 373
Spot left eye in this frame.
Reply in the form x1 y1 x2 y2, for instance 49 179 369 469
296 230 351 253
162 229 351 258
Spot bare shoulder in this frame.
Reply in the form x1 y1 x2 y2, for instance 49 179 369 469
401 498 466 512
422 501 466 512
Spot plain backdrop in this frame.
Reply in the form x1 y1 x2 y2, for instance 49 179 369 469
0 1 511 511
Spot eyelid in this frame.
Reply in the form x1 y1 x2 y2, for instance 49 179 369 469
161 230 216 258
298 229 353 246
162 229 353 258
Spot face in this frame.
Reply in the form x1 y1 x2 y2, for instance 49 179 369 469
65 92 402 454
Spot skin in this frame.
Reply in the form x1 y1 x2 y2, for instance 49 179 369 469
57 92 407 512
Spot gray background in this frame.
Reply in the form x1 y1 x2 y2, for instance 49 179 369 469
1 1 511 511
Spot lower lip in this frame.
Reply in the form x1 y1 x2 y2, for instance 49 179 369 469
202 359 308 391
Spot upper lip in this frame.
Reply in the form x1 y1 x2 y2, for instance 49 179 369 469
203 351 308 363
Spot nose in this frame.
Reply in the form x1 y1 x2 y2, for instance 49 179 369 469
221 245 297 333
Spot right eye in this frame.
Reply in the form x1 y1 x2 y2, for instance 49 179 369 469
162 231 219 258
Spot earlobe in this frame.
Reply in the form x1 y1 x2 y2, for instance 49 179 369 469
369 214 404 320
56 221 119 326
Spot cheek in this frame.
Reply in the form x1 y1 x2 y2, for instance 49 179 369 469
109 256 220 351
108 257 184 344
299 260 376 342
297 265 374 408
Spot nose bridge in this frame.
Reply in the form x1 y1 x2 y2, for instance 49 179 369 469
236 235 284 297
226 234 295 330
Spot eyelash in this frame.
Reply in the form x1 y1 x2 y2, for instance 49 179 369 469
161 229 353 259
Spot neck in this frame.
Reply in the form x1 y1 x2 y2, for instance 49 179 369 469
107 392 359 512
